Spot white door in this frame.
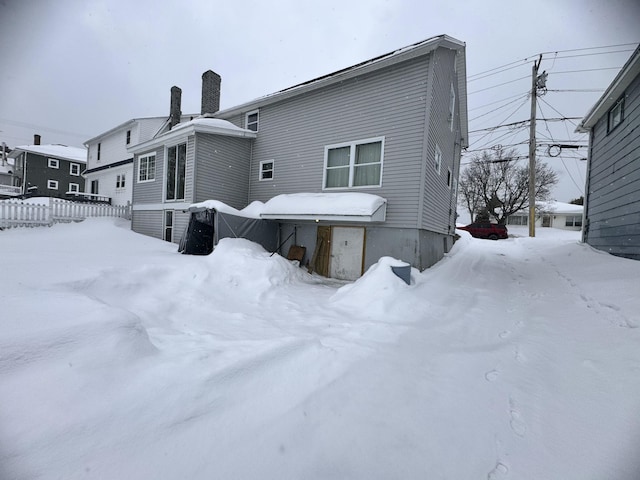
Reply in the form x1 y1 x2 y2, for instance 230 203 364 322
330 227 365 280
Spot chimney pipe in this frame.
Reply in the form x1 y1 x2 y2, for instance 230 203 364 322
169 86 182 129
34 134 41 145
201 70 221 115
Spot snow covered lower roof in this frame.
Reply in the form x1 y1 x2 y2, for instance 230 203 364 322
8 144 87 163
260 193 387 222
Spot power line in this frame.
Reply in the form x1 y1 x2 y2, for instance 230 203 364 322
551 66 623 75
468 75 530 95
468 91 530 112
0 118 91 139
469 94 529 122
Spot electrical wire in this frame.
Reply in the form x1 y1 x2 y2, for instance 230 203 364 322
469 94 530 122
468 76 530 95
468 91 530 112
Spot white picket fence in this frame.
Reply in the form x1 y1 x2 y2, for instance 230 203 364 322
0 198 131 229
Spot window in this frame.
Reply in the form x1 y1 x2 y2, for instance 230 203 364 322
48 180 58 190
116 174 126 189
90 179 99 194
434 144 442 174
138 154 156 182
126 130 131 145
447 168 452 188
259 160 274 180
68 183 79 193
508 215 528 226
323 137 384 189
70 163 80 176
97 143 101 161
48 158 59 169
164 210 173 242
166 143 186 200
607 97 624 133
565 215 582 227
449 83 456 131
246 110 259 132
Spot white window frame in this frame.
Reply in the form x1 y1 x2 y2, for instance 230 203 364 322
68 182 79 193
116 173 126 189
259 160 274 181
70 163 80 176
322 136 385 190
607 97 624 133
434 144 442 175
48 158 59 169
48 180 59 190
165 142 187 201
245 109 259 132
138 153 156 183
449 83 456 131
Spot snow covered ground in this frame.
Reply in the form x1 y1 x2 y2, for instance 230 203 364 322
1 219 639 479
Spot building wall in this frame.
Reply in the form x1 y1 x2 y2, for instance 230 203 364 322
22 152 85 198
83 163 132 206
234 54 438 229
584 72 640 260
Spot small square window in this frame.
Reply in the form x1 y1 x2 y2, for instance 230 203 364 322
68 183 79 193
246 110 259 132
48 158 59 169
70 163 80 176
48 180 59 190
607 97 624 133
259 160 274 180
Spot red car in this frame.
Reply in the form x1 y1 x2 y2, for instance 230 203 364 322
457 223 508 240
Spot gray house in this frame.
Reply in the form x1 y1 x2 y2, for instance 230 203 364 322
129 35 468 279
577 45 640 260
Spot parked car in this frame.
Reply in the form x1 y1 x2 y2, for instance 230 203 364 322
457 223 508 240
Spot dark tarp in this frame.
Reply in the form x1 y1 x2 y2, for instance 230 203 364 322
179 208 279 255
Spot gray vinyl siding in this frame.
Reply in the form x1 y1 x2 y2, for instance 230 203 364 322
585 72 640 259
422 48 460 234
193 133 251 208
239 55 432 229
137 118 167 143
172 210 190 244
133 147 165 204
131 210 163 240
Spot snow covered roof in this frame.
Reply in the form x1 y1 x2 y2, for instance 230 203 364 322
128 117 257 154
260 193 387 222
8 144 87 163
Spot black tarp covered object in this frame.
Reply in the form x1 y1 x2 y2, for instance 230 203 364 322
179 207 279 255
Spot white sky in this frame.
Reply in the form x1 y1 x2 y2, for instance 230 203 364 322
1 0 638 201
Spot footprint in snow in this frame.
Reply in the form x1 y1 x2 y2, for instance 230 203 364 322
509 398 527 437
485 369 499 382
487 462 509 479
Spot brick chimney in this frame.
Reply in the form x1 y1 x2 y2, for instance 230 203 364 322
169 86 182 129
34 134 41 145
201 70 221 115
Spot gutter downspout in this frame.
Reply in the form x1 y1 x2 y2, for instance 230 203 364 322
581 131 593 244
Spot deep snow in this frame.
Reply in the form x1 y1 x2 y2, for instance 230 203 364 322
1 219 639 479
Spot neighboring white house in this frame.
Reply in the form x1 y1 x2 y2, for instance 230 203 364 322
507 201 584 231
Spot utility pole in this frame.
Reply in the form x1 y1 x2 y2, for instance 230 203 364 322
528 55 544 237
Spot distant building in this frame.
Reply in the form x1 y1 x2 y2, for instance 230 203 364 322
507 201 584 231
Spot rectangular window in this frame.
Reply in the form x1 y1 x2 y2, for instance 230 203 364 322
246 110 259 132
126 130 131 145
91 179 99 194
164 210 173 242
435 144 442 174
138 154 156 182
259 160 274 180
70 163 80 176
68 183 79 193
565 215 583 227
607 97 624 133
97 143 101 161
449 83 456 131
447 168 452 188
48 158 59 169
508 215 528 226
323 137 384 189
116 174 126 189
48 180 58 190
166 143 186 200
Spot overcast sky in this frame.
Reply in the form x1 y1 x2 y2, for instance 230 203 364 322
1 0 638 202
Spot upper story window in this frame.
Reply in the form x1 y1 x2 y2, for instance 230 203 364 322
97 143 101 161
116 174 126 189
323 137 384 189
259 160 274 180
449 83 456 131
48 158 59 169
166 143 186 201
70 163 80 176
126 130 131 145
607 96 624 133
435 144 442 174
246 110 259 132
138 154 156 182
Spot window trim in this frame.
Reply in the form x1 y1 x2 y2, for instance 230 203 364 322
48 158 59 169
164 210 174 242
607 96 624 133
434 144 442 175
259 160 274 181
116 173 126 189
137 153 156 183
68 182 80 193
69 163 80 176
165 142 187 201
245 109 259 132
47 179 59 190
322 136 385 190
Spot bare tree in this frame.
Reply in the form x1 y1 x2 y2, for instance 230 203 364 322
458 147 558 224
